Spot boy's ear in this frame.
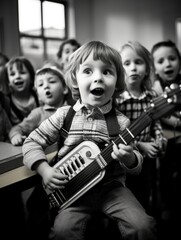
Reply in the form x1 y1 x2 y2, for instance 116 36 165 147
63 86 69 95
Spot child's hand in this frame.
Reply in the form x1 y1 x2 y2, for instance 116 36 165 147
11 134 26 146
111 143 136 168
42 165 68 191
138 142 159 159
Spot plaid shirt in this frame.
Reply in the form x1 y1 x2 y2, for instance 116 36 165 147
23 100 143 185
115 90 163 142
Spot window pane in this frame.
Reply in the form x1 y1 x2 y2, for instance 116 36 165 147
20 37 44 69
46 39 63 62
18 0 41 36
43 1 66 38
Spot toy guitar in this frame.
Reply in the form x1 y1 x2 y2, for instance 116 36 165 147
44 85 181 211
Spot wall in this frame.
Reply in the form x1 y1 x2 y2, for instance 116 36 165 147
0 0 181 59
0 0 20 58
74 0 181 51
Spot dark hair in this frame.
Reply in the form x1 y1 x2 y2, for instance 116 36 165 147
57 39 81 59
6 56 35 89
65 40 125 100
35 66 66 88
151 40 181 62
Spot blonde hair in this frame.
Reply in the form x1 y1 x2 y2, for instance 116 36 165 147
120 41 155 90
65 41 125 100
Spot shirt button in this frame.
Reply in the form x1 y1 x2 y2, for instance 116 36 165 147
87 117 92 121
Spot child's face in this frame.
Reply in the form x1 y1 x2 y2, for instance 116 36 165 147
59 43 78 70
76 52 117 107
7 63 31 92
36 73 67 108
121 47 147 88
153 46 180 83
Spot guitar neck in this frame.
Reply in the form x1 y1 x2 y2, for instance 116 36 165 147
100 111 152 166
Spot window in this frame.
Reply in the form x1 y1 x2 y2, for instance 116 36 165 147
18 0 67 69
176 18 181 53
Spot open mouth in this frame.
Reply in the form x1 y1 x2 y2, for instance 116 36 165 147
14 80 24 86
45 90 52 98
165 69 174 75
90 88 104 96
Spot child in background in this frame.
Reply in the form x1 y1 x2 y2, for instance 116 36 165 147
117 41 166 214
57 39 81 105
151 40 181 239
9 65 68 146
23 41 157 240
57 38 81 74
6 56 39 125
151 40 181 130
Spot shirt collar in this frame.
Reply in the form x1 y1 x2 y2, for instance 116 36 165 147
120 90 148 101
73 99 113 114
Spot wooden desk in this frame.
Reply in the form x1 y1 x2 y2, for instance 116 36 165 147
0 142 57 192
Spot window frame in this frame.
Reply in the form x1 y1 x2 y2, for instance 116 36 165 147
18 0 68 61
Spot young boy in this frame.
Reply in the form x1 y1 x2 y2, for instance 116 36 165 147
9 66 68 146
22 41 158 240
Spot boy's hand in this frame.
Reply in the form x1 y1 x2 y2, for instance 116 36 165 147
34 161 69 191
11 134 26 146
138 142 159 159
111 143 136 168
42 166 68 191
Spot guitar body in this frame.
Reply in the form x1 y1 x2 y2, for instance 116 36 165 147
44 141 105 210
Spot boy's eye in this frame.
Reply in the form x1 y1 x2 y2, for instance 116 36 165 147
65 49 70 54
9 72 15 76
123 61 130 66
36 81 43 87
157 58 164 64
135 59 144 65
169 56 178 61
103 69 113 75
83 68 92 74
49 80 56 84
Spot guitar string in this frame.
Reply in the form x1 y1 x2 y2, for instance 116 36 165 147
53 89 181 203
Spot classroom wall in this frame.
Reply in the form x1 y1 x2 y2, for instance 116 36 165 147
0 0 181 59
74 0 181 51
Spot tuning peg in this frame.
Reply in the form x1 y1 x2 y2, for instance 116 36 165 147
170 83 179 89
167 98 173 103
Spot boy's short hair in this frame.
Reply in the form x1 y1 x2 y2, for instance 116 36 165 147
65 41 125 100
151 40 181 62
35 66 66 88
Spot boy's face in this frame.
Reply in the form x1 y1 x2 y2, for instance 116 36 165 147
121 47 147 89
153 46 180 83
36 73 67 108
76 52 117 107
8 63 31 92
59 43 78 70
